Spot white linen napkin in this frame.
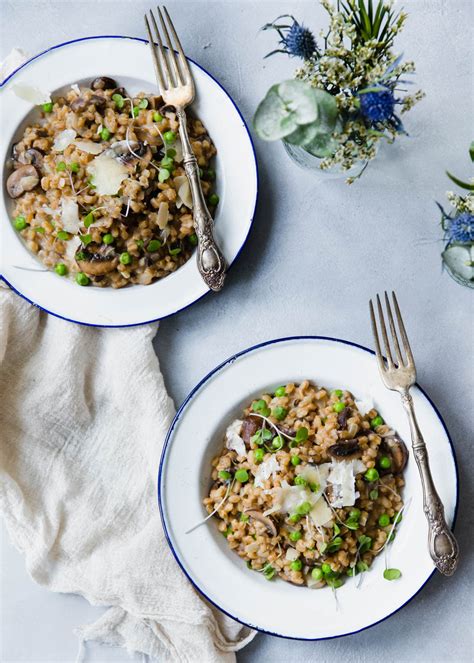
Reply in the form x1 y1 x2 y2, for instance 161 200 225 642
0 50 254 662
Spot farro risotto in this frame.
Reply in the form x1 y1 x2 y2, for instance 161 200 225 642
203 381 408 589
7 77 218 288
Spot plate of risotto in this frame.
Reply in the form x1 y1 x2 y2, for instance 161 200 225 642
159 336 458 640
0 37 258 326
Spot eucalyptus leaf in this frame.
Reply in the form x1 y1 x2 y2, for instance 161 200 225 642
469 141 474 162
304 132 339 158
312 89 339 133
253 85 298 141
278 79 319 125
284 122 320 146
446 171 474 191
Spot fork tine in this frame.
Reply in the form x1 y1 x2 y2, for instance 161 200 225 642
384 291 404 366
149 9 171 89
376 294 394 367
144 14 166 92
392 291 415 367
163 6 192 83
157 6 184 86
369 299 387 374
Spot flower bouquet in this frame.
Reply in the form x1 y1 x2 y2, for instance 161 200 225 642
437 144 474 288
254 0 424 183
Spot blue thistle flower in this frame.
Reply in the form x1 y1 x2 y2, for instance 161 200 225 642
359 87 396 123
445 212 474 244
263 15 317 60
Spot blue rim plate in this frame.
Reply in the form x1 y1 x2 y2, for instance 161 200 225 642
0 36 259 327
158 335 458 640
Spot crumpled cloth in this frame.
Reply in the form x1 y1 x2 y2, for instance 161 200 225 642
0 47 255 662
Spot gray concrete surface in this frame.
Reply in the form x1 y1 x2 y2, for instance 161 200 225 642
1 1 473 662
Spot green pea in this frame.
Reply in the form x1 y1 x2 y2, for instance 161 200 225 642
263 565 275 580
14 216 27 231
138 98 149 109
166 148 176 158
169 246 182 256
159 168 171 183
83 212 94 228
189 233 198 246
80 234 92 245
119 252 131 265
240 513 249 522
56 231 70 241
309 482 320 492
147 239 162 252
100 127 111 141
369 489 379 500
163 130 176 143
311 567 323 581
321 563 332 575
289 531 302 542
69 162 80 173
389 532 396 542
161 156 174 170
371 415 384 428
76 251 86 261
295 427 308 442
294 476 307 487
252 399 267 412
379 455 392 469
326 577 344 589
54 263 68 276
364 468 379 482
291 455 301 466
296 501 311 516
271 435 283 451
208 193 219 206
332 389 343 398
103 233 114 245
349 508 361 519
378 514 390 527
392 512 403 524
290 559 302 572
274 386 286 397
112 93 124 109
153 111 163 122
235 469 249 483
42 102 53 113
205 168 216 181
132 106 140 117
76 272 90 286
288 514 301 524
272 406 287 421
218 470 231 481
56 161 67 172
254 448 264 463
333 401 346 413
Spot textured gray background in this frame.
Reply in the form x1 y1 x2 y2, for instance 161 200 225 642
1 0 473 662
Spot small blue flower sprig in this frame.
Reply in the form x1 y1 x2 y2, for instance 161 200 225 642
437 143 474 288
254 0 425 183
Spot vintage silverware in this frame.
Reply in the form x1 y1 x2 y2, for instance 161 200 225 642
144 6 227 291
369 291 459 576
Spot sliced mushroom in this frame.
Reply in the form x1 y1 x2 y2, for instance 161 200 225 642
134 125 163 147
383 434 409 473
75 246 118 276
112 86 128 98
337 406 351 429
103 140 152 168
327 439 361 459
13 148 44 171
6 165 40 198
90 76 118 91
241 417 259 444
244 510 277 537
70 93 106 112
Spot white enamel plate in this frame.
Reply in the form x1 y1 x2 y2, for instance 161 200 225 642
159 336 458 640
0 37 258 327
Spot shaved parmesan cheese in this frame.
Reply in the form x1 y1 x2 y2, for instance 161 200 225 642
60 198 80 234
310 498 333 527
173 138 184 163
245 542 260 554
74 140 103 155
53 129 77 152
71 83 80 94
225 419 246 457
64 235 81 262
355 396 375 416
12 82 51 105
254 455 281 488
157 202 169 229
86 154 128 195
285 547 299 562
264 480 317 516
296 463 331 497
177 178 193 209
327 459 366 508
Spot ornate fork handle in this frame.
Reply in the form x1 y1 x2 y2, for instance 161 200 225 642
176 108 227 291
401 391 459 576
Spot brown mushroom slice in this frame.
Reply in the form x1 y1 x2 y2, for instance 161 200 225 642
76 247 119 276
14 148 44 171
241 416 259 444
244 510 277 537
134 125 163 147
6 165 39 198
384 434 409 473
337 406 351 429
103 140 152 169
90 76 118 91
327 439 361 459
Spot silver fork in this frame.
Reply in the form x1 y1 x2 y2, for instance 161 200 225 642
144 6 227 291
370 291 459 576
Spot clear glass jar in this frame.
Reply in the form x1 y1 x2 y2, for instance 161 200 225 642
283 141 366 181
442 243 474 289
